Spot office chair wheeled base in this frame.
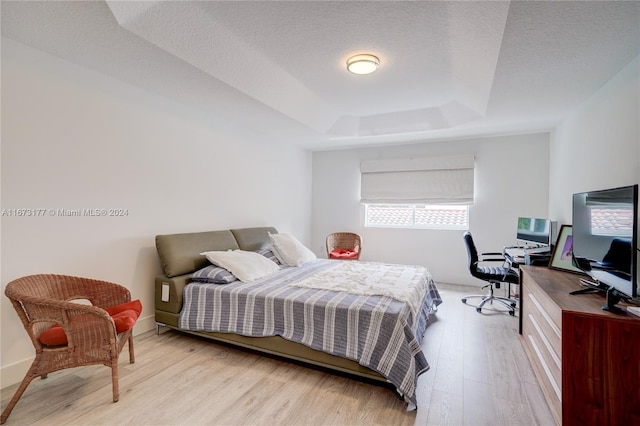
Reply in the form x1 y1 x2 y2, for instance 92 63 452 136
462 283 517 316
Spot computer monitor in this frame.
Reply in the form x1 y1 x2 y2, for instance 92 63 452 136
516 217 554 247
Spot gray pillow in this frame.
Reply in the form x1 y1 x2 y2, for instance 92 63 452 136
190 265 237 284
255 248 282 265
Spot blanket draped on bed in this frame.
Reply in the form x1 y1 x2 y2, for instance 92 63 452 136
179 259 442 406
288 261 429 325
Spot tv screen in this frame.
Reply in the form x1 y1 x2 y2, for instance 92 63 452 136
571 184 638 299
516 217 552 246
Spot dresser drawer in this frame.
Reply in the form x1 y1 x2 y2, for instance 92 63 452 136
522 329 561 424
525 291 562 359
522 313 561 397
521 271 562 425
522 273 562 328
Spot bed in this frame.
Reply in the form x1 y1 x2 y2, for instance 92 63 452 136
154 227 442 407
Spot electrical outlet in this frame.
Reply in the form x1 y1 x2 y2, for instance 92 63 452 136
161 283 170 302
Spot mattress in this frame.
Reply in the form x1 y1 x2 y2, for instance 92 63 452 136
179 259 442 406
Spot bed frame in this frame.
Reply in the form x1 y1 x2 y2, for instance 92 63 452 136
154 227 388 384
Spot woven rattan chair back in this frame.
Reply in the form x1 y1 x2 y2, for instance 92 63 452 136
1 274 136 424
326 232 362 260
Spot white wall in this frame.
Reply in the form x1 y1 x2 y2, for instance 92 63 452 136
311 133 550 286
1 39 312 386
548 55 639 297
549 55 640 224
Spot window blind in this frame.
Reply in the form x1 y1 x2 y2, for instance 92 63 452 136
360 154 475 204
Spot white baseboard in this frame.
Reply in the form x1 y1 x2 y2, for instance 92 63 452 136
1 314 156 390
134 314 158 336
0 357 32 391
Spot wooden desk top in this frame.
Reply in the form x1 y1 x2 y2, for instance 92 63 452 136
520 266 639 321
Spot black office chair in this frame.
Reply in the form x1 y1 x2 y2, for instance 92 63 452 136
462 231 519 316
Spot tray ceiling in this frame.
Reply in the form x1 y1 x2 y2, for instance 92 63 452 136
2 1 639 150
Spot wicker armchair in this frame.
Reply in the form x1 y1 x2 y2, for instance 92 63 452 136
326 232 362 260
1 274 137 424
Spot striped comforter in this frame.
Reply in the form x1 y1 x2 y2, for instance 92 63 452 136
179 259 442 406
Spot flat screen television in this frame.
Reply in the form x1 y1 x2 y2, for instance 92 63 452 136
516 217 554 247
571 184 639 312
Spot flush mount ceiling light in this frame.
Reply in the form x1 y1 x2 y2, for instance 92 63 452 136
346 54 380 75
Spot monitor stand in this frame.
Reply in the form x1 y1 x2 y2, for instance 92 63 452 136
569 278 608 295
602 287 625 314
570 279 627 314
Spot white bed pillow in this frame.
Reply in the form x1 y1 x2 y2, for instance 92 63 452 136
269 233 317 267
200 250 280 282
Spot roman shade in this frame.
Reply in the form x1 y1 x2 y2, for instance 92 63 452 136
585 187 631 206
360 154 475 204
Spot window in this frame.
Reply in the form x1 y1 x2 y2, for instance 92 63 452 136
365 204 469 230
360 154 474 230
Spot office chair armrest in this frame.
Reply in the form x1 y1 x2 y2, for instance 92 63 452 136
481 252 504 256
478 251 506 263
479 258 507 263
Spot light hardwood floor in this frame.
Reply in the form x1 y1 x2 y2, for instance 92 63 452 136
1 283 555 425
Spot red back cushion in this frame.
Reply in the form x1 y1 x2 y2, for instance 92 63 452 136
39 299 142 346
104 299 142 317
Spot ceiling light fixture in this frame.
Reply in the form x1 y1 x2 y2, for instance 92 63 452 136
346 54 379 75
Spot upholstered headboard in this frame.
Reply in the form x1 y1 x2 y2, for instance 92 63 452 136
155 227 278 278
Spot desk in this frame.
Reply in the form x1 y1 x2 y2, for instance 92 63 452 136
504 248 551 299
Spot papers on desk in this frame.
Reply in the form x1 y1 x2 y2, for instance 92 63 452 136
505 247 526 259
504 247 551 266
505 246 550 257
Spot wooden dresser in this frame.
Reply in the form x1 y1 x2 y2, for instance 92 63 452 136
519 266 640 426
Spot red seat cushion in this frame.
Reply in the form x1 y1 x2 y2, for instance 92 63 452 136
39 326 67 346
329 248 359 259
39 300 142 346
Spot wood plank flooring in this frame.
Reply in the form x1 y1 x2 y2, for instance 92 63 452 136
1 283 556 425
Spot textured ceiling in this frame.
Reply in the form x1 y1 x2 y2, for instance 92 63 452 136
2 1 639 150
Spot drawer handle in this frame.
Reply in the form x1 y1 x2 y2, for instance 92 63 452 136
528 314 561 369
527 334 561 401
528 293 561 338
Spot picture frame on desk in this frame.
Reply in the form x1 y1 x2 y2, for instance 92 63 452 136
549 225 585 274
